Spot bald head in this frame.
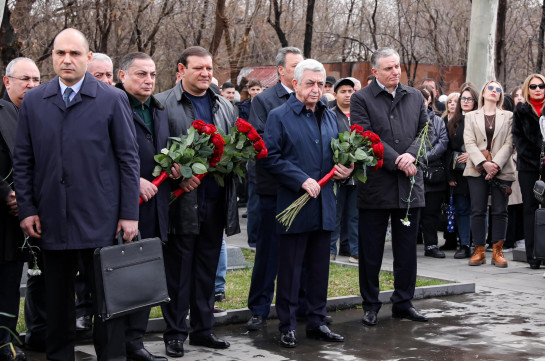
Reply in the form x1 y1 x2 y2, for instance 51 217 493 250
52 28 92 86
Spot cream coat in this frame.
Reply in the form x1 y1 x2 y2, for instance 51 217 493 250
463 109 515 181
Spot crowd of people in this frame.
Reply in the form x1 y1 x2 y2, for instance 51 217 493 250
1 27 544 361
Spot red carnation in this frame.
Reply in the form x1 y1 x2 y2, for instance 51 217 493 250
236 118 253 133
253 139 265 151
374 159 383 170
372 143 384 159
256 148 268 159
192 119 206 131
350 124 364 134
247 128 261 142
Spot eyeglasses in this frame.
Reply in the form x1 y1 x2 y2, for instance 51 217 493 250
529 83 545 90
460 97 474 102
487 85 502 93
7 75 40 83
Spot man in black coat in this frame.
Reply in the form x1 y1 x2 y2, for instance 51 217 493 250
0 57 41 361
13 28 140 361
246 47 305 331
351 47 429 327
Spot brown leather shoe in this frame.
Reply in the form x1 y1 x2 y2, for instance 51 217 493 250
492 241 508 268
468 246 486 266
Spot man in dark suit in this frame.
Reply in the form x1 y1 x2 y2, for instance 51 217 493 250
262 59 351 348
351 47 428 327
13 28 140 361
246 47 305 331
156 46 239 358
0 57 40 361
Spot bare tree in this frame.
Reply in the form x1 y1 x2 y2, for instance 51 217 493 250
303 0 315 58
268 0 288 47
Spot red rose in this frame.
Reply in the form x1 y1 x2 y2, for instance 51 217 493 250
363 131 380 144
350 124 364 134
253 139 265 151
201 124 217 135
374 159 383 170
212 134 225 147
256 148 268 159
236 118 253 133
192 119 206 131
372 143 384 159
247 128 261 142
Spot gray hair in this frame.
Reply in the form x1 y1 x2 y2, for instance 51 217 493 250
275 47 303 67
5 57 36 77
293 59 326 83
346 77 362 88
119 52 153 72
91 53 113 68
371 48 400 70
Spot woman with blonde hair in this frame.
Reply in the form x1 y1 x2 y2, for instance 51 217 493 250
442 92 460 123
513 73 545 269
464 80 515 267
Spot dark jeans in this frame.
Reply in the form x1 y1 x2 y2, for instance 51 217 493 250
454 194 471 246
518 171 541 261
467 176 511 246
330 185 358 256
358 208 420 313
421 191 444 247
276 231 330 332
246 181 260 247
0 260 24 347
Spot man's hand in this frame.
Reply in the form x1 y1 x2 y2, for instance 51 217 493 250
333 163 354 180
302 178 321 198
169 164 182 180
116 219 138 243
6 191 18 216
395 153 416 172
181 175 202 193
140 178 158 202
20 215 42 238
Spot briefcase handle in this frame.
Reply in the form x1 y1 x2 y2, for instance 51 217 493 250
116 230 142 245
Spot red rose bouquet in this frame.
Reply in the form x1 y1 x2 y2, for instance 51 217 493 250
276 124 383 230
142 120 224 205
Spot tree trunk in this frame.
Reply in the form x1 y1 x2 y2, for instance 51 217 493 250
303 0 315 58
267 0 288 47
495 0 507 84
209 0 227 57
0 0 20 97
536 0 545 73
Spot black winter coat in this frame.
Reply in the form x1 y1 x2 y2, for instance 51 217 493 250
445 115 469 196
513 102 542 173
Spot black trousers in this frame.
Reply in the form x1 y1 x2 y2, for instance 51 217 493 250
0 260 24 347
358 208 421 313
75 252 93 318
421 191 444 247
162 199 224 343
42 249 125 361
276 230 330 332
24 249 47 351
518 171 541 261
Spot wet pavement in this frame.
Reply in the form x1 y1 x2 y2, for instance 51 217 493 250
21 211 545 360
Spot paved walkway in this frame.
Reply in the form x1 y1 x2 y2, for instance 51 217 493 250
25 211 545 360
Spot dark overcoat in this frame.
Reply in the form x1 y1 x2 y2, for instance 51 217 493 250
0 99 26 261
261 94 338 234
351 80 428 209
513 102 542 172
116 84 170 242
13 73 140 250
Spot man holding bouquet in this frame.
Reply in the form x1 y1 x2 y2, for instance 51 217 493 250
262 59 352 348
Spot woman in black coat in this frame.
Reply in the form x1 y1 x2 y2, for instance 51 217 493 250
512 73 545 269
445 85 479 259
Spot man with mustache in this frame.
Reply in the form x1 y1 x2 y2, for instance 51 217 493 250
13 28 140 361
156 46 239 358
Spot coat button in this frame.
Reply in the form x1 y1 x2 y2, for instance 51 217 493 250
390 115 394 119
60 179 65 184
395 139 399 144
146 134 152 140
315 139 319 143
306 113 310 118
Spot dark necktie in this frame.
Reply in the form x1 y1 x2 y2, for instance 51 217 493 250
63 87 73 107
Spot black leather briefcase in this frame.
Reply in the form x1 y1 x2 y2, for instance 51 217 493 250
534 209 545 260
94 232 170 320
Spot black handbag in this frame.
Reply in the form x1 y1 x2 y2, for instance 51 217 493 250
451 151 466 171
423 165 446 185
534 209 545 260
534 141 545 204
94 232 170 320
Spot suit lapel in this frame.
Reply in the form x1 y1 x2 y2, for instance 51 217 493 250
491 110 505 143
475 110 487 141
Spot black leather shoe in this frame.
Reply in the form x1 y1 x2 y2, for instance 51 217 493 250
189 333 230 349
246 315 266 331
454 245 471 259
362 310 378 326
127 347 167 361
392 307 428 322
280 330 296 348
165 340 184 358
529 259 541 269
75 315 92 331
306 325 344 342
425 246 445 258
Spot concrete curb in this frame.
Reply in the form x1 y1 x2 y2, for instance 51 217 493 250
146 281 475 332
